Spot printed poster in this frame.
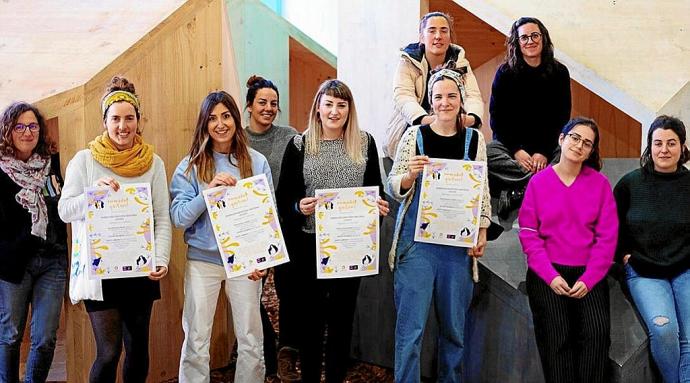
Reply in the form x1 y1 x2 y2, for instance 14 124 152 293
85 183 156 279
315 186 380 279
204 174 289 278
414 159 486 247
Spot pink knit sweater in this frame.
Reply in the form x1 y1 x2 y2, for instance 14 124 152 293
518 166 618 289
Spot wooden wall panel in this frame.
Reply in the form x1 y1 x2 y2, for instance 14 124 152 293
571 80 641 157
35 0 233 381
428 0 505 68
288 37 336 132
473 54 503 142
475 56 641 158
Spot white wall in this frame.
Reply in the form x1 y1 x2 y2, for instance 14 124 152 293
338 0 420 153
281 0 338 55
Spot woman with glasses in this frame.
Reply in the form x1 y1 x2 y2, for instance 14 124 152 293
384 11 483 158
614 116 690 383
0 102 67 383
518 117 617 383
388 69 490 382
59 76 171 382
488 17 571 219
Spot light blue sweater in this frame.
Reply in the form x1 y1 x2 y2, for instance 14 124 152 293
169 150 273 265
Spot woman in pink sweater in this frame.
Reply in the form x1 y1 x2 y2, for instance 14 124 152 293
518 117 618 383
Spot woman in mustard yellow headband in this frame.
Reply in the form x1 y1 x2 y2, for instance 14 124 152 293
58 76 171 382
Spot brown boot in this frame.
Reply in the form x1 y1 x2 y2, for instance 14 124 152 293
277 346 301 382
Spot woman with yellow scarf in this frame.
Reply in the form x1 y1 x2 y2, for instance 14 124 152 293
58 76 171 383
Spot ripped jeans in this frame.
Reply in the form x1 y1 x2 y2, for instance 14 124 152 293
626 263 690 383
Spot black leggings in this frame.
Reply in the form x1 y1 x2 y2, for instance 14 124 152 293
86 302 153 383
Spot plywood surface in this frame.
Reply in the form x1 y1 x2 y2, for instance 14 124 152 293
33 0 233 381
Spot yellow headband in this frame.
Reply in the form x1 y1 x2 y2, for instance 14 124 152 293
101 90 140 116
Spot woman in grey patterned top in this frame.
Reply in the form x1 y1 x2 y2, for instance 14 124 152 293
276 79 389 383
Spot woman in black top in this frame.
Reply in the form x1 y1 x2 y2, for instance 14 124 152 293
614 115 690 383
276 79 389 382
488 17 571 218
0 102 67 383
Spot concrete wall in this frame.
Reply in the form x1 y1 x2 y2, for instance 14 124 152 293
337 0 421 152
659 81 690 134
452 0 689 151
281 0 337 55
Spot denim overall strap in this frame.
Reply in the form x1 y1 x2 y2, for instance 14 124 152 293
416 127 425 156
394 128 426 259
463 128 473 161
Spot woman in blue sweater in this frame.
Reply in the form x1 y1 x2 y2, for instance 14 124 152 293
170 91 271 383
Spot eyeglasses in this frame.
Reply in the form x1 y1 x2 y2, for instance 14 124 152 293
14 123 40 133
566 132 594 150
519 32 542 45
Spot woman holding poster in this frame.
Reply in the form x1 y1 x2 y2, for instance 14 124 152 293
170 90 270 382
58 76 171 382
276 79 389 383
387 68 490 382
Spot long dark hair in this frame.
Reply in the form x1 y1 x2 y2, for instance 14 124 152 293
561 117 602 171
505 17 557 73
185 91 252 183
640 115 689 173
0 101 51 158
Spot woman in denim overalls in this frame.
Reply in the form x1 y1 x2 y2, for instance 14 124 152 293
387 69 492 382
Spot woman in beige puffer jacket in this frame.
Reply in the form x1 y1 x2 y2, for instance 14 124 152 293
385 11 484 158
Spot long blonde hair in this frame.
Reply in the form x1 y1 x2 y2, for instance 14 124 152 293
185 91 253 183
304 79 364 164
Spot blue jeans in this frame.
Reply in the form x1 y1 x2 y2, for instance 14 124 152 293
394 244 473 383
626 263 690 383
0 255 66 383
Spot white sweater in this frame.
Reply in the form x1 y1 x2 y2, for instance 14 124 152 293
58 149 172 303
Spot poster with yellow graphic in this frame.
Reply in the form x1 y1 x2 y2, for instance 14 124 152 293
203 174 289 279
85 183 156 279
414 159 486 247
315 186 379 279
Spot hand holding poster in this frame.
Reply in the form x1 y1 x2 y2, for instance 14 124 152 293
315 186 379 279
85 183 156 279
414 159 486 247
203 174 289 279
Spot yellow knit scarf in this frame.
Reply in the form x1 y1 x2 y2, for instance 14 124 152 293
89 132 154 177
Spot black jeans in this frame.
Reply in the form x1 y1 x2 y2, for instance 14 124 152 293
280 230 360 383
299 277 360 383
487 140 560 195
526 265 610 383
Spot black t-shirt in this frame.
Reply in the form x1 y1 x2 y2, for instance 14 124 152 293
415 124 478 160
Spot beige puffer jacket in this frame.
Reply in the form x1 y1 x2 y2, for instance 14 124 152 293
384 43 484 158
